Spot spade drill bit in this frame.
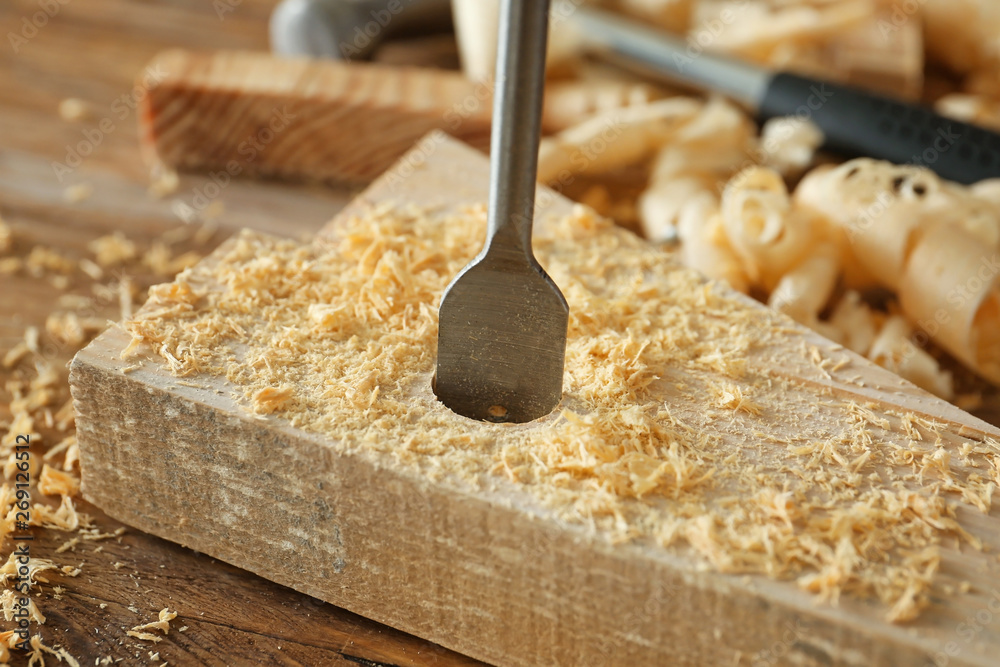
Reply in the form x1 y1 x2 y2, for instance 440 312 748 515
434 0 568 424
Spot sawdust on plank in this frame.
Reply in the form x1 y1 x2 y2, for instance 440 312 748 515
123 202 1000 623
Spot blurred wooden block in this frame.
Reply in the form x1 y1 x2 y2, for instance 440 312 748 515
138 49 492 185
138 49 671 187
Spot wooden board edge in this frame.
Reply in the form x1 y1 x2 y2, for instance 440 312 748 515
70 340 962 667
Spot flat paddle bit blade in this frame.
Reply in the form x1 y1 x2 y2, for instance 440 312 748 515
435 247 568 423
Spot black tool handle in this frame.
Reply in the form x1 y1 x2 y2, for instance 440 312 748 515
759 72 1000 185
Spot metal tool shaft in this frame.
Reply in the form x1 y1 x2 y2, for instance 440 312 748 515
571 6 770 109
434 0 567 424
270 0 452 60
487 0 550 254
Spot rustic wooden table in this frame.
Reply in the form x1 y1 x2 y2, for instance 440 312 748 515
3 2 999 666
0 0 481 664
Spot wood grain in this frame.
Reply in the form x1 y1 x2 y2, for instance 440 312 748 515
72 135 1000 666
19 498 480 667
136 48 674 187
139 50 493 185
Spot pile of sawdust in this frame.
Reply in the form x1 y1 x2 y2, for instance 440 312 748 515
125 203 1000 623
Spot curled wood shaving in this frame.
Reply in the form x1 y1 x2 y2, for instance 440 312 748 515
26 247 75 276
128 608 177 642
251 385 294 415
0 629 19 663
58 98 91 122
38 465 80 497
143 242 202 277
3 342 31 370
147 168 179 199
26 634 80 667
30 495 90 532
0 589 46 624
0 554 59 589
45 313 106 347
42 435 77 467
89 232 137 268
2 411 39 449
4 449 39 480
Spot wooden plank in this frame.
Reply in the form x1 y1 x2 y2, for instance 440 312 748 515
1 0 997 661
71 135 1000 666
137 49 670 187
139 50 493 185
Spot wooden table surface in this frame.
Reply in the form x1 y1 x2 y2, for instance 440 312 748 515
0 0 483 664
3 2 1000 666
